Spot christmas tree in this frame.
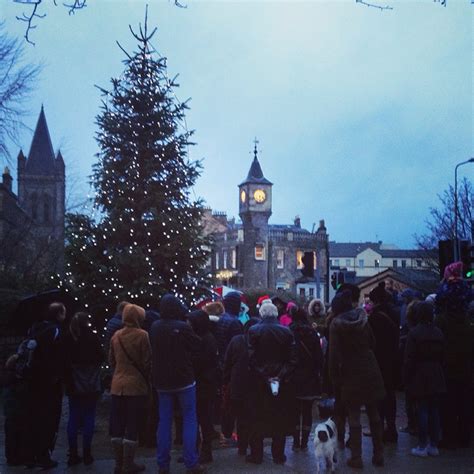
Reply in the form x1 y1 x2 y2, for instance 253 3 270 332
65 13 209 322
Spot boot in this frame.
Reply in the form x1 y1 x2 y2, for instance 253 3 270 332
370 418 384 466
122 439 145 473
301 429 311 450
111 438 124 474
83 446 94 466
347 426 362 468
67 447 82 466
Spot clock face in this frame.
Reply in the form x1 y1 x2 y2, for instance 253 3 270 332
254 189 266 203
240 190 246 203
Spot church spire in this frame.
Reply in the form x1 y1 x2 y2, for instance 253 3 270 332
26 106 56 175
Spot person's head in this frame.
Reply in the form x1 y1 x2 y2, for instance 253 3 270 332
116 300 130 315
337 283 360 307
122 304 146 328
202 301 224 318
69 312 90 340
416 301 434 324
369 282 390 305
443 261 463 282
187 310 210 336
223 291 241 316
308 298 326 317
47 302 66 323
331 290 353 316
159 294 188 320
244 317 260 333
401 288 419 304
291 307 309 324
259 302 278 319
406 301 421 328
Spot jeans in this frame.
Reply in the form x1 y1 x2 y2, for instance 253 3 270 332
157 386 199 470
67 396 97 451
418 396 440 448
109 395 146 441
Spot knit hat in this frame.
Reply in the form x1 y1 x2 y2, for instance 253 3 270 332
223 291 242 316
122 304 146 328
443 261 463 282
259 302 278 319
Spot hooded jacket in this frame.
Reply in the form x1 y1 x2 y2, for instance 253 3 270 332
216 292 243 366
329 307 385 405
109 304 151 396
150 294 201 391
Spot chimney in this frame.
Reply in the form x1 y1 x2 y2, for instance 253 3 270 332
2 167 12 192
294 215 301 228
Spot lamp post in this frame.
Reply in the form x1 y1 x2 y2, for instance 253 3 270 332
454 158 474 261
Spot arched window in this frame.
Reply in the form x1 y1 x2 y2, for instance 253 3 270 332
43 195 51 223
31 193 38 220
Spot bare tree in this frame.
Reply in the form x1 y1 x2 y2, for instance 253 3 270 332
0 22 40 162
415 177 473 272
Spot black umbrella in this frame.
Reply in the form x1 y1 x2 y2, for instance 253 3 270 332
13 289 78 335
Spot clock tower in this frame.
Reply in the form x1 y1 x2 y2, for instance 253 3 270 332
238 140 272 289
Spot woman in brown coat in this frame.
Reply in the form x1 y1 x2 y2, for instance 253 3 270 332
109 304 151 474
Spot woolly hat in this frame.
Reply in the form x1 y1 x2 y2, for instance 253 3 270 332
443 261 463 282
259 302 278 319
122 304 146 328
257 295 272 308
223 291 241 316
331 290 353 316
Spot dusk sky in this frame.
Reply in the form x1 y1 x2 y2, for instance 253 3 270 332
2 0 472 248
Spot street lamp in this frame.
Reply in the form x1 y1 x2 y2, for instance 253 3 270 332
454 158 474 261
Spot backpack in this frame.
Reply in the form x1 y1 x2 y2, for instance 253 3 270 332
13 321 58 380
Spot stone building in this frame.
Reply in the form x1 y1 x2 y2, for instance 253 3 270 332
206 144 329 299
0 107 65 281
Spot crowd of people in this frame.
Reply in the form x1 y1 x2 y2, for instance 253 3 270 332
2 261 474 472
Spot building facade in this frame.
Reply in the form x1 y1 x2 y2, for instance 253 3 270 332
0 107 65 280
206 145 329 299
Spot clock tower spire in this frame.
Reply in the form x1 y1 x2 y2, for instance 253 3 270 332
238 139 272 289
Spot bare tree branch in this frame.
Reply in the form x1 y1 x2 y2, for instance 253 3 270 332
355 0 393 11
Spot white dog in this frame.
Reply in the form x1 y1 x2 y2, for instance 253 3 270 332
313 418 338 473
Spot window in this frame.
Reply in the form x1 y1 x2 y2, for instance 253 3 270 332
358 259 364 268
416 259 422 268
215 252 219 269
393 260 398 268
287 232 294 241
401 260 407 268
296 250 304 269
223 233 227 241
345 259 351 267
223 250 228 269
31 193 38 220
231 248 237 268
329 259 333 267
299 288 306 298
277 249 284 269
309 288 315 297
237 229 244 242
375 259 380 268
334 259 340 267
255 245 265 260
43 195 51 223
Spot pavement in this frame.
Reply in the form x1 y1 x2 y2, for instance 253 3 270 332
1 393 473 474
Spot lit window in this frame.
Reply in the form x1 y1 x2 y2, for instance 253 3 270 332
375 259 380 268
296 250 304 269
277 249 284 269
255 245 265 260
223 250 228 269
232 249 237 268
359 259 364 268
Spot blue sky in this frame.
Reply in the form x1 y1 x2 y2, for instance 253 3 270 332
2 0 472 247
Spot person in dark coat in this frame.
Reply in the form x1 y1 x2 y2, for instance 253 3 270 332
215 291 243 445
24 302 67 469
104 301 130 356
405 302 446 457
150 294 204 474
187 310 219 464
63 312 104 466
368 282 400 443
289 307 323 451
223 317 260 456
435 261 474 449
329 290 385 469
246 303 297 465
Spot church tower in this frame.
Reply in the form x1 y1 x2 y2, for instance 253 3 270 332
238 140 272 289
17 106 65 268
